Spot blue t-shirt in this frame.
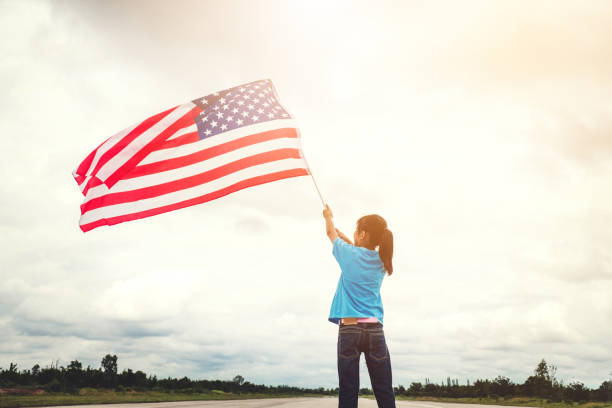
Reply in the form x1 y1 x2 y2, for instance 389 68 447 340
328 238 386 325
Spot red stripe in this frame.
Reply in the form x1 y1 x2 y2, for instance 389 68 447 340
80 168 309 232
81 148 303 214
126 128 298 179
104 105 202 189
75 149 97 179
158 131 200 150
90 106 177 180
82 176 103 196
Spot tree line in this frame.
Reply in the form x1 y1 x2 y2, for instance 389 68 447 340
1 356 611 402
391 360 612 402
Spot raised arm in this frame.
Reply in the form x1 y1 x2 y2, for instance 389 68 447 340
323 204 339 244
335 228 354 245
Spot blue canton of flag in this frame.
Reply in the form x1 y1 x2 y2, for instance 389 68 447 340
192 79 291 141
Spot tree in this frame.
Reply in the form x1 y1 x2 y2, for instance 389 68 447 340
233 375 245 385
409 382 423 395
567 381 589 402
101 354 118 376
68 360 83 371
32 364 40 376
524 358 554 398
597 380 612 401
492 375 514 397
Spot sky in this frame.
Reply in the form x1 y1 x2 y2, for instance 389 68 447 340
1 0 611 389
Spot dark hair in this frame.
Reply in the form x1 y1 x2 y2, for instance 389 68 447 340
356 214 394 275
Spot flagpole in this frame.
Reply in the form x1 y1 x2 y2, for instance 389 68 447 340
295 132 326 207
308 167 326 207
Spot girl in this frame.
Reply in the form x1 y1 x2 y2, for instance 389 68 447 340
323 204 395 408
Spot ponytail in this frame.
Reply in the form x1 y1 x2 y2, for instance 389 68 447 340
379 228 394 275
356 214 394 275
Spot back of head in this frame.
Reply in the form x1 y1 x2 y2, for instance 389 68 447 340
357 214 394 275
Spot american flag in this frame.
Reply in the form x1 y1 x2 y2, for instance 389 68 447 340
73 79 310 232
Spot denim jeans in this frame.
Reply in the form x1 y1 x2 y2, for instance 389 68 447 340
337 322 396 408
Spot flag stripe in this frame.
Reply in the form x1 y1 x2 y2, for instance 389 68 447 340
81 148 302 214
79 168 309 232
90 108 175 181
126 128 298 179
102 104 201 188
157 131 200 150
82 137 302 201
75 123 140 194
79 157 308 226
140 119 297 166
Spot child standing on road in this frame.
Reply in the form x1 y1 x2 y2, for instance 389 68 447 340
323 204 396 408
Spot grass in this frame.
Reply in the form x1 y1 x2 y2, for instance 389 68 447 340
385 395 612 408
0 389 329 408
3 390 612 408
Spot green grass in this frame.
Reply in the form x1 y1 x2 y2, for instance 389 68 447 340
0 389 328 408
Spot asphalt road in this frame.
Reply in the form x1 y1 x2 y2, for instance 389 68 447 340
43 397 522 408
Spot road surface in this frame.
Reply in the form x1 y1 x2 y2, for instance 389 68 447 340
41 397 524 408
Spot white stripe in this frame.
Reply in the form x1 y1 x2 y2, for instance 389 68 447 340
166 124 197 141
79 158 307 225
96 103 196 182
140 119 297 165
77 123 139 180
82 137 302 202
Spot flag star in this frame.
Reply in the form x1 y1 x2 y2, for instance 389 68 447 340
223 104 229 110
263 102 269 107
254 85 260 89
216 112 224 119
200 98 208 104
253 98 259 104
258 93 264 98
219 97 226 104
240 87 246 93
236 119 244 125
267 112 274 118
237 100 245 106
251 115 259 121
249 89 255 94
205 129 212 136
282 113 288 117
226 116 233 122
247 104 254 110
242 111 249 117
221 124 228 130
232 108 239 113
211 120 218 127
202 116 209 122
242 94 250 100
257 108 264 114
213 106 219 110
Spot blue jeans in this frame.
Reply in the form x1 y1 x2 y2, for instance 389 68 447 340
337 322 396 408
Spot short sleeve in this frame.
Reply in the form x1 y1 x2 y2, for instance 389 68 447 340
332 237 353 266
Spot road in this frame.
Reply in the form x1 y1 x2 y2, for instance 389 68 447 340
42 397 522 408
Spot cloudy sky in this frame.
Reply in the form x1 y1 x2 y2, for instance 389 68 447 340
1 0 611 389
